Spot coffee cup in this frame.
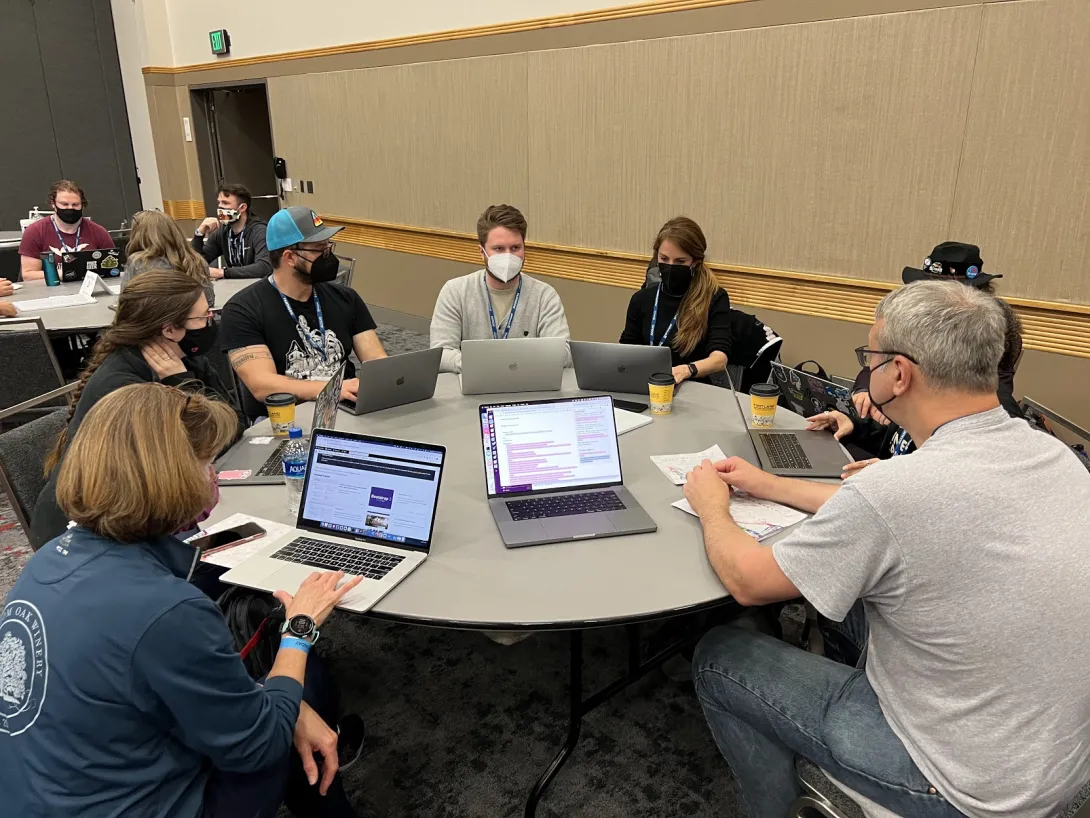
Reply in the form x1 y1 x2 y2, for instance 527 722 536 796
265 393 297 436
648 372 676 415
749 383 779 428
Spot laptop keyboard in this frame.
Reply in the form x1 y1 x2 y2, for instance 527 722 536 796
759 434 813 470
272 536 404 580
506 490 626 521
256 440 291 477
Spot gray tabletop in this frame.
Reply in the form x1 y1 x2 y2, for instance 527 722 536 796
8 278 254 332
0 231 21 250
208 370 820 630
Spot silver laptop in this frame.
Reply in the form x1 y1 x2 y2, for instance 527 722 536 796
460 337 567 395
340 347 442 415
220 429 446 613
480 394 657 548
725 370 849 478
570 341 673 394
215 363 345 486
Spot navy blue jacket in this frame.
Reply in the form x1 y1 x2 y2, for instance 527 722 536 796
0 528 301 817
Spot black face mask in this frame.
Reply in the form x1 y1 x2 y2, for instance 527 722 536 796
296 250 339 284
56 208 83 225
659 262 695 297
180 320 218 358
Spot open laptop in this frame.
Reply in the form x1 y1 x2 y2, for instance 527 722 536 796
215 363 345 486
725 369 849 478
220 429 446 613
59 248 122 282
340 347 443 415
480 394 657 547
770 362 859 420
460 337 567 395
570 341 673 394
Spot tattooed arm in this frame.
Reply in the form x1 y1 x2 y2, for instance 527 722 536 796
228 345 327 403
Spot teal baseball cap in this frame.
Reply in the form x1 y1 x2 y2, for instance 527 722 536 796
266 206 343 251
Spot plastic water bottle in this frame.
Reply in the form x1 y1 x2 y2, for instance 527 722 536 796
282 427 308 516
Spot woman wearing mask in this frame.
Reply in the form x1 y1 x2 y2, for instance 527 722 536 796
620 216 732 384
1 384 363 818
125 209 217 306
30 271 241 547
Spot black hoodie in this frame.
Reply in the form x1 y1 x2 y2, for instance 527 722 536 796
192 215 272 279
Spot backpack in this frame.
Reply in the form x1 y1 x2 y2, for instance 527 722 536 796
218 587 286 679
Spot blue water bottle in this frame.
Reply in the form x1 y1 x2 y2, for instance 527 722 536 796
40 252 60 286
282 427 309 516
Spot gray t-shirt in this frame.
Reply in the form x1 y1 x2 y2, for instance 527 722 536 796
773 407 1090 818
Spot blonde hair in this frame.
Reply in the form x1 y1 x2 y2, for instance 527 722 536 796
127 210 212 290
55 383 238 543
654 216 720 358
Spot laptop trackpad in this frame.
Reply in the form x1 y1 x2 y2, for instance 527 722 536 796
267 564 320 594
543 514 615 540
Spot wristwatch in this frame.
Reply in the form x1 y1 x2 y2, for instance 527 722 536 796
281 614 320 645
687 363 698 380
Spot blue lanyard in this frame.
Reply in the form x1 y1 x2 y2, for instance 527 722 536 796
484 271 522 340
269 276 327 361
50 217 81 252
649 285 677 347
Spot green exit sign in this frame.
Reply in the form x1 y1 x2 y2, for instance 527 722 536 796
209 29 230 56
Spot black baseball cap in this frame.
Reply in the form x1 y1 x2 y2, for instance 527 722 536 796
902 241 1000 289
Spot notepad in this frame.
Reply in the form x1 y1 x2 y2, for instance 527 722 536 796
614 408 652 436
187 513 292 568
650 445 728 485
672 495 807 541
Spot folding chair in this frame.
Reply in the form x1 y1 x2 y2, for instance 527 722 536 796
0 317 68 429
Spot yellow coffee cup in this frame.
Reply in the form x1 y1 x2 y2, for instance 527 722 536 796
749 383 779 428
265 393 297 436
648 372 676 415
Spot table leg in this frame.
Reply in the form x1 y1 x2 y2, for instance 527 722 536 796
525 630 583 818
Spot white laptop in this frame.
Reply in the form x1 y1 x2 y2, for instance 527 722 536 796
460 337 567 395
220 428 447 613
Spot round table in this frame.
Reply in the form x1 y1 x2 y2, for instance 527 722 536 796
209 369 820 815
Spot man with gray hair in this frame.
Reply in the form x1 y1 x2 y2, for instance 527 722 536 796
682 281 1090 818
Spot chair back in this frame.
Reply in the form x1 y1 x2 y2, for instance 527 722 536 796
1021 397 1090 472
335 255 356 288
726 309 783 392
0 317 66 413
0 408 69 549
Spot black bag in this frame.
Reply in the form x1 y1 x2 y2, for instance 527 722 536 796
794 360 831 382
218 587 286 680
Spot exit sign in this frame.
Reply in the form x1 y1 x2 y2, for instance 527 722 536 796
209 29 230 56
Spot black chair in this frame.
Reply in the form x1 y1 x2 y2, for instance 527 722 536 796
0 405 71 550
0 317 68 428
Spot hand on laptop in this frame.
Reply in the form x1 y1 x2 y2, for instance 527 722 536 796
274 570 364 627
340 378 359 403
684 459 732 518
841 458 879 480
807 410 854 440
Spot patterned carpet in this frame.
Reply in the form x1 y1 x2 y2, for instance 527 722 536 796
1 325 756 818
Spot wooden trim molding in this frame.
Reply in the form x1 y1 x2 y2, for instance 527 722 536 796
164 200 207 221
142 0 750 74
324 215 1090 359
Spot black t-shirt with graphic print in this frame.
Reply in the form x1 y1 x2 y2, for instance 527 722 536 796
220 278 376 384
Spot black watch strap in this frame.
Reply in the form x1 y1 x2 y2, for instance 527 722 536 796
687 363 698 379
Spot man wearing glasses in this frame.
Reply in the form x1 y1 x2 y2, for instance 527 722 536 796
682 281 1090 818
221 206 386 416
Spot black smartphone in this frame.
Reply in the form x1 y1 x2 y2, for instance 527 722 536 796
190 522 266 556
612 397 649 414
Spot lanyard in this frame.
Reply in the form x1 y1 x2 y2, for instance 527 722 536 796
484 271 522 340
50 217 81 252
268 276 327 361
228 231 245 267
649 285 677 347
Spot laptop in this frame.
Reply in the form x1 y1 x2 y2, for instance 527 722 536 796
770 362 859 420
59 248 122 282
460 337 567 395
570 341 673 394
480 394 657 547
220 429 446 613
215 363 345 486
724 369 849 478
340 347 443 415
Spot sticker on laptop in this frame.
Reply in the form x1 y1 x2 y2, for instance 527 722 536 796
217 470 252 481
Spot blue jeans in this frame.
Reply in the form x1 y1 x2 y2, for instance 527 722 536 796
693 606 963 818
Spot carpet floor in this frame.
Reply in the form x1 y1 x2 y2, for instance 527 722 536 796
1 325 760 818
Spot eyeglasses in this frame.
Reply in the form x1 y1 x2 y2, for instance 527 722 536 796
292 242 336 258
182 310 213 329
855 346 919 369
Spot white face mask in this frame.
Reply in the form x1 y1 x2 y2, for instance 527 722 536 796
217 207 241 223
484 251 523 283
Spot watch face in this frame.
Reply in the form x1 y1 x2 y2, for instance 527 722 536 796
289 614 314 636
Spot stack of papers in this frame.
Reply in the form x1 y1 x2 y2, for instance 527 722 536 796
650 445 727 485
672 495 807 541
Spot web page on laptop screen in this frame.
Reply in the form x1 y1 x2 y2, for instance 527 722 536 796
301 435 443 548
481 396 621 495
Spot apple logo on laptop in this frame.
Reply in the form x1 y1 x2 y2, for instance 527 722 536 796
509 362 518 371
395 376 405 386
617 365 627 373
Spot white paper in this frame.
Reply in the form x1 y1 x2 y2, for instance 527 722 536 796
186 513 293 568
11 283 22 290
672 496 807 541
650 445 728 485
11 293 94 312
107 284 121 295
249 436 274 445
614 408 652 436
79 272 99 298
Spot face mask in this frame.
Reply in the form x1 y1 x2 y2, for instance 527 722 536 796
179 320 218 358
867 360 900 422
296 249 340 283
485 252 523 283
659 262 694 297
217 207 241 223
56 207 83 225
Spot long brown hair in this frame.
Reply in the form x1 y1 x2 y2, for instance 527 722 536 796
56 383 237 543
126 210 212 289
45 271 205 474
654 216 720 357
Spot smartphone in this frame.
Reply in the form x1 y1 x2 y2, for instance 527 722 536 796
190 522 266 557
612 398 649 414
